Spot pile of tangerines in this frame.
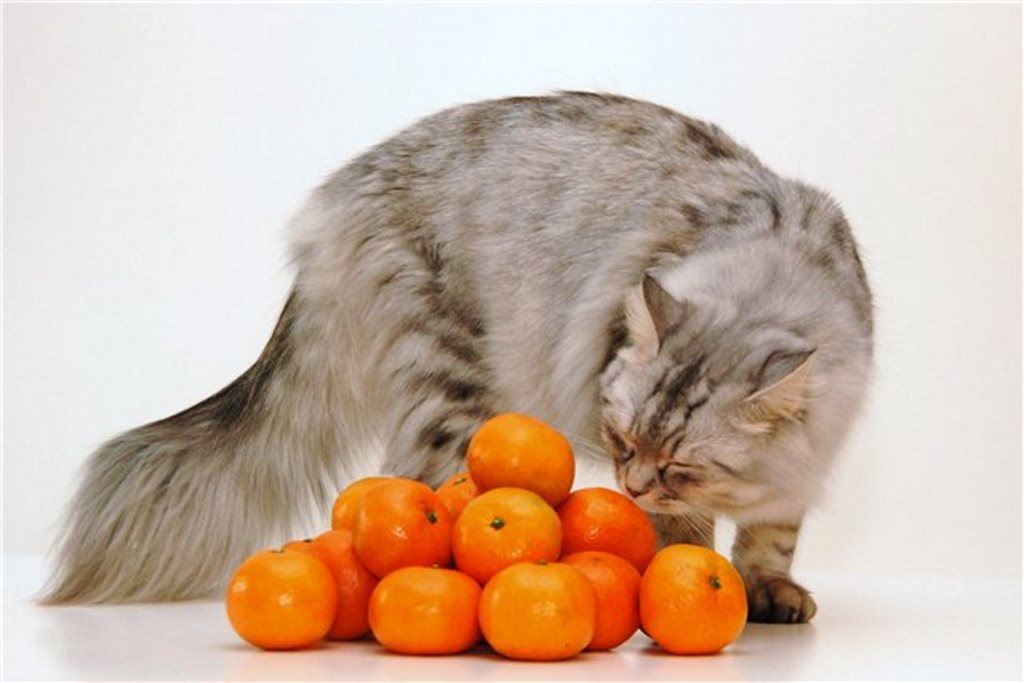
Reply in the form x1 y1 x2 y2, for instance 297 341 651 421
226 413 748 660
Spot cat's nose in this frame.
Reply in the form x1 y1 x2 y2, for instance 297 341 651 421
623 475 655 497
624 482 651 497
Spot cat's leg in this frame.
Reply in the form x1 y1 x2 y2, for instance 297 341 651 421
731 521 817 623
650 511 715 549
374 305 496 488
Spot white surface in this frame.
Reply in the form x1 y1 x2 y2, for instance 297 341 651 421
2 555 1020 681
3 4 1021 578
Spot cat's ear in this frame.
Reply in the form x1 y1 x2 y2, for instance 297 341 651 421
737 348 817 431
642 274 688 342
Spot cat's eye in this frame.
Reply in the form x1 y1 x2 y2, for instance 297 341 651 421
662 462 699 486
604 429 635 462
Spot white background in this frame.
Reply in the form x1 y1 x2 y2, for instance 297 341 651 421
4 3 1021 589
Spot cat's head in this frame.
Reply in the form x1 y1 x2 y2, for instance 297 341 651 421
599 266 821 521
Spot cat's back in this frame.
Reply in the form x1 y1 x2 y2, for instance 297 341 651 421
431 91 757 166
307 92 870 332
311 92 791 284
322 92 765 207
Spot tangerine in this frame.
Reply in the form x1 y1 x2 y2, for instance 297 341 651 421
435 471 479 520
452 487 562 584
368 566 481 655
311 529 378 640
331 476 392 531
562 551 642 651
466 413 575 507
226 549 338 650
639 544 747 655
558 487 657 572
352 479 452 578
479 561 596 661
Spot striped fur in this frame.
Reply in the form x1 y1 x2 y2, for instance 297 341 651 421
44 93 872 614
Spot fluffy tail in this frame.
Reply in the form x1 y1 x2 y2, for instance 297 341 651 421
42 291 342 604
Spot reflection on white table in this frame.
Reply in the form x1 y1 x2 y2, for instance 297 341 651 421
3 555 1020 680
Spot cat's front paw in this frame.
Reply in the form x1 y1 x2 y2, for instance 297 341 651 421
745 575 817 623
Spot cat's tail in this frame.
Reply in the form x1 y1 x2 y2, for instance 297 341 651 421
41 290 345 604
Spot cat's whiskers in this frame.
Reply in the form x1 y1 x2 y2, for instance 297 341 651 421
678 511 714 539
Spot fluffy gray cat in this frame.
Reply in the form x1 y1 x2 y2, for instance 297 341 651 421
44 92 873 622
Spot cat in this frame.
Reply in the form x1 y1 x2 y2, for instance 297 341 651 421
43 92 873 623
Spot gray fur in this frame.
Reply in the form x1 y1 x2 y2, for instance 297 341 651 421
44 92 872 612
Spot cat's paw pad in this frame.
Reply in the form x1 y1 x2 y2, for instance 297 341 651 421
746 576 817 623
